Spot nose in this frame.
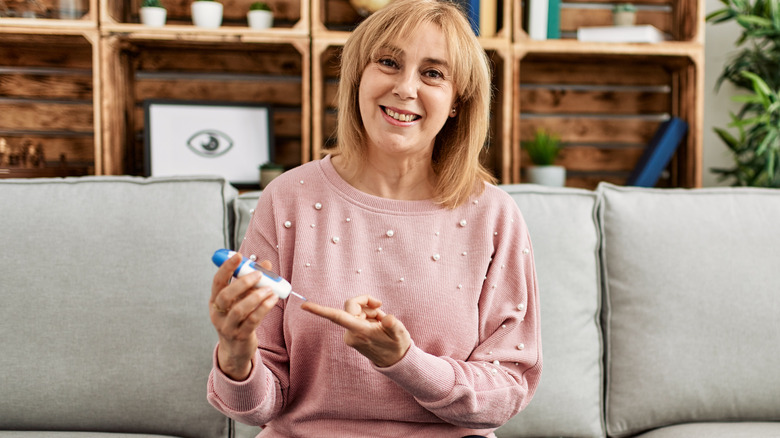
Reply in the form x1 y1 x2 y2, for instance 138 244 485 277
392 70 418 100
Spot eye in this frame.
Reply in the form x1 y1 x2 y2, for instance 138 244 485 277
424 69 444 79
377 57 399 69
186 130 234 157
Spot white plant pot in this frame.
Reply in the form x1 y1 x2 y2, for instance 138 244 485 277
527 165 566 187
191 1 222 28
247 9 273 29
613 11 636 26
140 6 166 27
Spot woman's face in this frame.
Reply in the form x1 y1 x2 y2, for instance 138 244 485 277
357 22 457 161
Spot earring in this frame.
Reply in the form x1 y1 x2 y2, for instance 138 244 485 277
450 108 457 116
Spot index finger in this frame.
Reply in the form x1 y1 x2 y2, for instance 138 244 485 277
301 301 367 331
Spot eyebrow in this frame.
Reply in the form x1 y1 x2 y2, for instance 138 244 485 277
379 45 451 70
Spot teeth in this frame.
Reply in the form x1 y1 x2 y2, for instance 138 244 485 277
384 107 416 122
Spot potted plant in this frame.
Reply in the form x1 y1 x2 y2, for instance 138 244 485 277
612 3 636 26
523 128 566 187
259 162 284 188
247 1 273 29
140 0 166 26
707 0 780 187
191 0 222 28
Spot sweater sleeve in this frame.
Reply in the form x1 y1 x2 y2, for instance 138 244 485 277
206 188 291 426
374 203 542 429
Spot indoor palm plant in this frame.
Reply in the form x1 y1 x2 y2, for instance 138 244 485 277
707 0 780 187
523 128 565 186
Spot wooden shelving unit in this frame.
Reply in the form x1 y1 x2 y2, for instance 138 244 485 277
513 0 704 187
0 0 101 177
1 0 703 188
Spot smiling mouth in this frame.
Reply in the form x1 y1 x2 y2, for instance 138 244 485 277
381 106 420 123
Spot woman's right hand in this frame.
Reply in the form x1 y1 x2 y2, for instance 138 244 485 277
209 253 279 381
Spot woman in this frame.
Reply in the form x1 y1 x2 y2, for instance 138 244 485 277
207 0 542 435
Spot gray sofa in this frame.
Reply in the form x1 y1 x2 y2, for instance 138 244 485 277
1 175 778 438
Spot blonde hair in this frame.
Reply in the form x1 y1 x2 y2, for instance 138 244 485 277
335 0 496 209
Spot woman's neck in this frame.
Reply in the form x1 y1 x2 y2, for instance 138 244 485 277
331 153 436 201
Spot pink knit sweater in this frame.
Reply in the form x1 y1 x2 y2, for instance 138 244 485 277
207 156 542 437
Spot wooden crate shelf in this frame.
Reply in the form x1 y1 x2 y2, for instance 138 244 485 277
100 36 310 178
0 31 100 177
512 49 702 188
2 0 703 189
0 0 97 26
100 0 307 34
312 37 514 183
515 0 702 43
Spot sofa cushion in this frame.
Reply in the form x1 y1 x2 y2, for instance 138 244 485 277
0 176 236 437
0 433 179 437
496 185 604 438
234 190 263 247
599 183 780 437
632 422 780 438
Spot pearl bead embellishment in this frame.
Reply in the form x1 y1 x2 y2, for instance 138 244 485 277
249 209 255 215
332 236 340 244
314 203 322 210
386 230 394 237
517 343 525 350
432 254 440 261
459 219 467 227
249 254 257 261
284 221 292 228
517 303 525 311
493 360 500 366
523 248 530 254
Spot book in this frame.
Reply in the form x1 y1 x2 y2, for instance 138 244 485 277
456 0 481 36
626 117 688 187
527 0 548 40
479 0 498 37
546 0 561 39
577 25 665 43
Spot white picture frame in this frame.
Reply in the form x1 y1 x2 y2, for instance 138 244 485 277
144 100 273 186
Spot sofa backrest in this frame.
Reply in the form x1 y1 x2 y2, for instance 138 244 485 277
599 183 780 437
0 176 235 438
496 185 605 438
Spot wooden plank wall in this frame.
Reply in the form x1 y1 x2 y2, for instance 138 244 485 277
118 40 304 176
517 52 691 188
0 34 94 177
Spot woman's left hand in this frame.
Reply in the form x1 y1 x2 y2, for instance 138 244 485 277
301 295 411 367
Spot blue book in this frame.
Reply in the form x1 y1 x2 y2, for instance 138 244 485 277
455 0 480 36
547 0 561 39
626 117 688 187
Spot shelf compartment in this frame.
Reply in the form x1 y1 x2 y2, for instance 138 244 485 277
312 0 511 44
515 0 702 43
100 0 307 34
0 0 97 27
100 36 310 177
0 32 99 178
512 50 701 188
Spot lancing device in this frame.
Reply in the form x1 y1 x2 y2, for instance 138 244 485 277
212 249 306 301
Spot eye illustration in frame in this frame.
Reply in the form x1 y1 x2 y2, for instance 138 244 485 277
186 130 234 157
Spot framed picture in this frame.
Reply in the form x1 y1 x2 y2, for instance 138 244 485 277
144 100 274 186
